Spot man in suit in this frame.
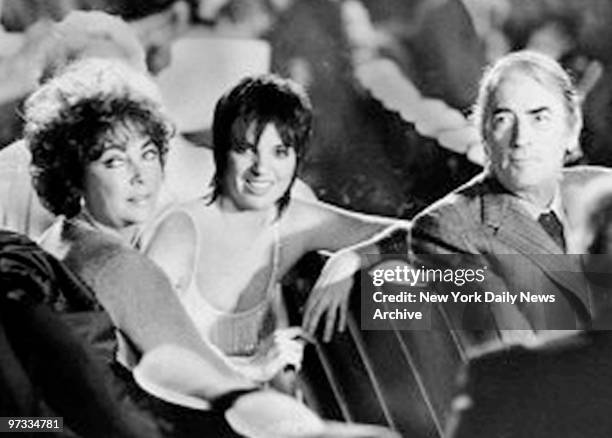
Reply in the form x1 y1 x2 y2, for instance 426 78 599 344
410 51 611 345
446 186 612 438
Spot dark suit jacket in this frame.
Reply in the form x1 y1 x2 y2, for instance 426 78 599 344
410 166 612 344
447 329 612 438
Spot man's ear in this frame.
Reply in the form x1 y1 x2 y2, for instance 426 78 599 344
565 111 584 162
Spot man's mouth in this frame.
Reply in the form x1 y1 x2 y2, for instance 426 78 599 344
509 155 537 165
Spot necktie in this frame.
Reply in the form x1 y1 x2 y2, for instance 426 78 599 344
538 211 566 252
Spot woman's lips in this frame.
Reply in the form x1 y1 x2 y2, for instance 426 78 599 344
127 194 152 206
245 178 273 195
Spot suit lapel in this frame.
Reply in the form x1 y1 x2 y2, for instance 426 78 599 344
480 177 589 312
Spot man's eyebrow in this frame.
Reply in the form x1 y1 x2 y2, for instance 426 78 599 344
492 107 512 116
527 106 550 115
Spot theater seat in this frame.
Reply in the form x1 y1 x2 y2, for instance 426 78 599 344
284 228 469 438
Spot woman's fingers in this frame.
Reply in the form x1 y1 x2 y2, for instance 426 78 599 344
304 294 327 336
304 287 344 341
302 286 326 333
323 300 341 343
339 298 348 333
304 265 355 341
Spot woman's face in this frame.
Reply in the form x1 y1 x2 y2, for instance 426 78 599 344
83 127 163 229
223 122 297 211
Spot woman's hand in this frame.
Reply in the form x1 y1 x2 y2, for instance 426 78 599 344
302 251 361 342
243 327 307 383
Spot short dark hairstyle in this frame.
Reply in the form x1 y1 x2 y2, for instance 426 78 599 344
25 59 173 217
211 74 313 213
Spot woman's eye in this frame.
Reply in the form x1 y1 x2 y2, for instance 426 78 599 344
103 155 126 169
274 145 291 158
142 147 160 161
233 142 252 153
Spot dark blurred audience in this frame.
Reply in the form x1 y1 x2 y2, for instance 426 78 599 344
571 175 612 323
446 328 612 438
1 0 190 72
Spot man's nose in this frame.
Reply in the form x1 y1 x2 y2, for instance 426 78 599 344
512 118 533 148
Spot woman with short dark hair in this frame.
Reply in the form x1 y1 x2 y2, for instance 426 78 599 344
145 73 405 383
210 75 312 214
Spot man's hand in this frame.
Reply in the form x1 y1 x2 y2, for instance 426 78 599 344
302 251 361 342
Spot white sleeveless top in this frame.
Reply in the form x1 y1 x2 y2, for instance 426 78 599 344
166 205 283 357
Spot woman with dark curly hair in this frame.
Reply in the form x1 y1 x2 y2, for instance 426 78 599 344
26 57 399 438
27 57 260 433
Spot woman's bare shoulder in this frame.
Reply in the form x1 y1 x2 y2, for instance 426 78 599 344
144 208 199 292
147 200 209 245
282 198 327 229
145 205 199 260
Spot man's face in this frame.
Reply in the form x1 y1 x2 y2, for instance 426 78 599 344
484 71 577 200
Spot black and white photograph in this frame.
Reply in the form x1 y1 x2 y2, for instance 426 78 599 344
1 0 612 437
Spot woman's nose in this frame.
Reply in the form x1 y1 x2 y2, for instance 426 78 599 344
250 151 270 174
128 158 145 183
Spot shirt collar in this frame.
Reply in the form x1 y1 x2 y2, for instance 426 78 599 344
514 188 564 221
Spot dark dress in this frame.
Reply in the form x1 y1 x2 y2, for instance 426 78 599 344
1 228 241 437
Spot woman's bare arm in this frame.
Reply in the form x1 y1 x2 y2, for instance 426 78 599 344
286 198 408 256
285 199 410 340
144 210 196 294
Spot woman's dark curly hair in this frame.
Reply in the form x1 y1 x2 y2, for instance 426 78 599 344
211 74 313 214
25 59 173 218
